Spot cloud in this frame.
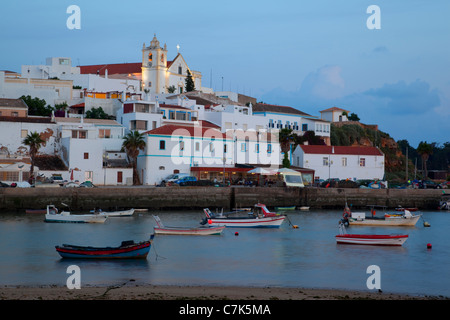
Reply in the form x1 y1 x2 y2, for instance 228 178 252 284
372 46 388 54
298 65 345 100
363 79 441 115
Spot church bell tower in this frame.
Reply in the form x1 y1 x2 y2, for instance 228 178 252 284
141 34 168 94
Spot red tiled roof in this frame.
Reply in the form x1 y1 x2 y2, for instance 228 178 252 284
70 103 85 108
144 124 228 139
300 145 383 156
79 63 142 75
320 107 349 113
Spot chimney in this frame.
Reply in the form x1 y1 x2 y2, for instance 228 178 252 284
105 69 108 79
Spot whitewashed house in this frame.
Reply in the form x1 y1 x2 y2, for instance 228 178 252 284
320 107 349 123
293 145 385 181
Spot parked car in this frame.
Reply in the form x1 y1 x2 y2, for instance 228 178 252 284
418 180 440 189
79 181 95 188
174 176 197 186
64 182 80 188
160 173 190 186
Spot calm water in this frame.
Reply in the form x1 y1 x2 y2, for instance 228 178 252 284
0 208 449 297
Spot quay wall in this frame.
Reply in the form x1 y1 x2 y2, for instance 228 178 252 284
0 187 445 211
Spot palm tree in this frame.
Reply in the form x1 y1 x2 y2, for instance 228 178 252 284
122 130 146 185
22 131 44 182
417 141 433 179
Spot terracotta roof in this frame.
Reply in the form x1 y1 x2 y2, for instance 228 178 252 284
70 103 85 108
300 145 383 156
0 116 53 123
79 63 141 75
252 103 312 116
144 124 228 139
54 117 121 126
0 98 28 109
320 107 349 113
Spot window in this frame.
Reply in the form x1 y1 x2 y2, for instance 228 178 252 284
84 152 89 159
267 144 272 153
117 171 123 183
159 140 165 150
11 112 18 117
302 124 308 131
359 158 366 167
269 119 274 128
241 143 246 152
72 130 87 139
21 130 28 138
209 142 214 152
195 142 200 152
323 157 329 166
224 144 227 153
179 140 184 151
99 129 111 138
255 144 259 153
178 66 183 74
342 157 347 167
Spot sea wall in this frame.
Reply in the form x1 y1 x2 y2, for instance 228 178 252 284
0 186 445 211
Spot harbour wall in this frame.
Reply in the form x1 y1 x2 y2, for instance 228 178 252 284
0 187 445 211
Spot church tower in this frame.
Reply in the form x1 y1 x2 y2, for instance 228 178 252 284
141 34 168 94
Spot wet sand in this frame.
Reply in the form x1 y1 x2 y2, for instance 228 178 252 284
0 284 446 300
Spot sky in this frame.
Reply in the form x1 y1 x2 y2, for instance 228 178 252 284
1 0 449 148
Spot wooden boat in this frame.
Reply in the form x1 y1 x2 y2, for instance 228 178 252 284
55 235 154 259
336 223 408 246
153 215 225 235
44 205 107 223
395 207 418 212
201 204 286 228
341 205 421 227
275 206 296 211
90 208 134 217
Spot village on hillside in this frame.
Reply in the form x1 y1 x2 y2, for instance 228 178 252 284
0 35 446 189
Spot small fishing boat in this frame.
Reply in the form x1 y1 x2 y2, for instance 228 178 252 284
336 223 408 246
153 215 225 235
55 235 154 259
201 203 286 228
90 208 134 217
299 206 310 211
275 206 296 211
44 205 107 223
395 206 419 212
341 205 421 227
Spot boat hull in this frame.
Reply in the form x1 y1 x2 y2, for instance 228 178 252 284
45 213 107 223
348 215 420 227
154 226 225 235
55 241 151 259
336 234 408 246
102 209 134 217
206 216 286 228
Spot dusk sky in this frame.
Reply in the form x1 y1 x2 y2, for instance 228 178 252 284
1 0 449 148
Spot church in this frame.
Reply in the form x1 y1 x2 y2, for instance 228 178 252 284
79 35 202 94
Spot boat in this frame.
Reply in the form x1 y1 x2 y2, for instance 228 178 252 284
439 195 450 210
299 206 310 211
336 223 408 246
55 235 154 259
395 206 419 212
275 206 296 211
201 203 286 228
152 215 225 235
341 205 421 227
90 208 134 217
44 204 107 223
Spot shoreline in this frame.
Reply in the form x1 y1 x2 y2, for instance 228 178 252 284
0 284 447 300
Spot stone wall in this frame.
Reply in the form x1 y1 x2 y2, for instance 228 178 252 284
0 186 444 211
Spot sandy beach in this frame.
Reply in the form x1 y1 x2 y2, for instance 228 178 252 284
0 284 446 300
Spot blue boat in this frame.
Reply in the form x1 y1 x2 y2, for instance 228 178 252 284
55 235 154 259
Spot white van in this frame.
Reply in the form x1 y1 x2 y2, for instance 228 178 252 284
280 171 304 188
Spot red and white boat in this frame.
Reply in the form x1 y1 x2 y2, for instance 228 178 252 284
201 204 286 228
336 223 408 246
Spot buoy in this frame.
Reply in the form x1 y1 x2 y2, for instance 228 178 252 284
293 225 299 229
424 221 430 227
427 243 432 249
235 232 239 236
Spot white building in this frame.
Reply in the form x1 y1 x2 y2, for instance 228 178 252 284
320 107 349 123
293 145 384 181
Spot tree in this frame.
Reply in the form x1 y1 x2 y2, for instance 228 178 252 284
348 113 360 121
85 107 110 119
417 141 433 179
185 69 195 92
122 130 146 185
279 128 296 168
20 95 54 117
167 85 176 93
22 131 44 182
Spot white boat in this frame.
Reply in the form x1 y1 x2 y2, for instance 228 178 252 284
299 206 310 211
336 223 408 246
201 204 286 228
44 205 107 223
341 205 421 227
91 208 134 217
153 215 225 235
